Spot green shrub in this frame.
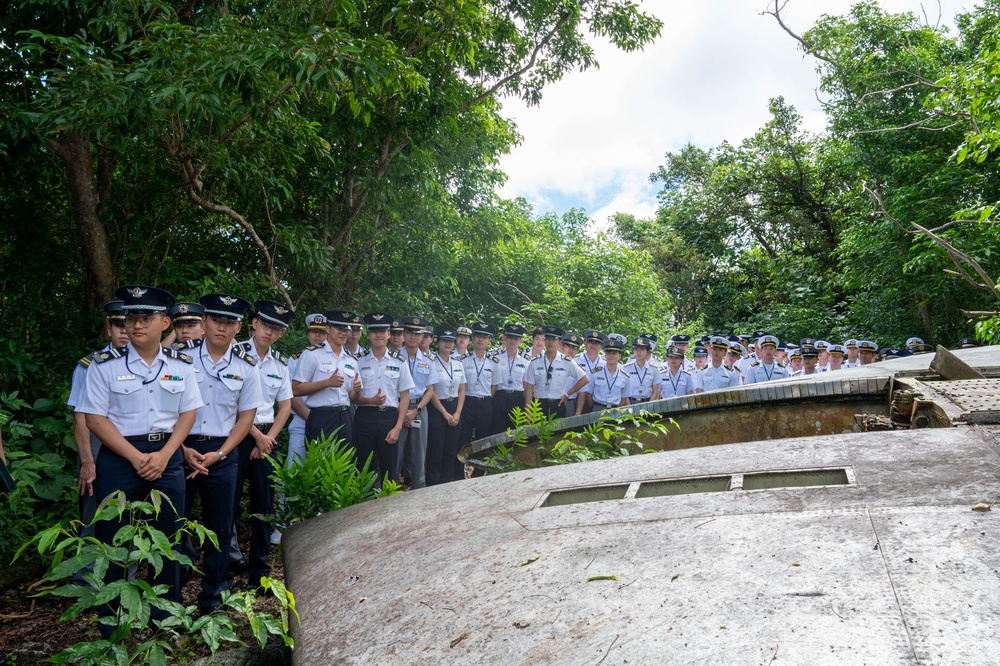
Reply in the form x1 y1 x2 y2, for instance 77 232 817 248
545 410 677 465
267 433 400 527
485 402 678 472
1 390 77 564
16 490 297 665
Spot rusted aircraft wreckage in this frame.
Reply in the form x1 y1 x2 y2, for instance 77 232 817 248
284 346 1000 664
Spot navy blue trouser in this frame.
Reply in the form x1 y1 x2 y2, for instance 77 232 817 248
354 407 399 487
491 390 524 435
305 406 353 446
537 398 566 420
233 434 273 583
427 398 460 485
184 436 237 610
94 438 185 638
460 396 494 479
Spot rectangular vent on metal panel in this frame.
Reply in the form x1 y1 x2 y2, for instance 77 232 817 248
539 468 853 508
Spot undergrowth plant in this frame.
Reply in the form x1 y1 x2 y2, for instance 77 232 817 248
267 433 400 527
545 409 678 465
486 403 679 473
16 490 297 665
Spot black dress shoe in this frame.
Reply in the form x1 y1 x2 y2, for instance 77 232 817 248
199 603 225 617
229 558 248 575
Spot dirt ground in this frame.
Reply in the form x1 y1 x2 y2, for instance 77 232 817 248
0 521 289 665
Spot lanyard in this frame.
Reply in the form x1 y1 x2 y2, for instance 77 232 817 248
634 362 648 395
472 354 488 387
603 367 620 396
124 348 165 386
762 361 774 381
506 352 518 386
436 354 454 392
584 353 600 373
668 368 682 394
199 343 232 382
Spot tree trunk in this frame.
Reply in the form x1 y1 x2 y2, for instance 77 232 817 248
48 131 117 314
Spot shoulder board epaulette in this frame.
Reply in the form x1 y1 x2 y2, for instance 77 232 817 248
78 349 104 368
94 347 125 364
343 348 358 360
161 347 193 364
291 352 300 360
173 339 203 351
779 361 787 368
556 352 568 361
305 344 323 352
427 351 438 361
356 348 371 358
486 352 500 363
388 349 404 361
235 340 253 350
620 369 631 378
270 348 289 366
459 351 473 360
750 361 760 367
681 369 692 377
232 345 258 366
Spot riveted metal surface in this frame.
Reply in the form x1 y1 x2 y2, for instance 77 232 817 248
929 378 1000 415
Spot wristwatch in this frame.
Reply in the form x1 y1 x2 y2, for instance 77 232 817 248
216 449 227 460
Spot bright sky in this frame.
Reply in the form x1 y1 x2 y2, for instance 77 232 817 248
497 0 969 227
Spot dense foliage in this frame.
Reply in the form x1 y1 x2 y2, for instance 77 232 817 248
615 1 1000 347
0 0 665 557
7 0 1000 562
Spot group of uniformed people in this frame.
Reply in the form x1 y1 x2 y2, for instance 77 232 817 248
69 287 982 627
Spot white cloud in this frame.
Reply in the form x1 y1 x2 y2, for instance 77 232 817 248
497 0 968 222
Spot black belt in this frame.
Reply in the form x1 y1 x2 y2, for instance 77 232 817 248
125 433 169 443
408 400 421 407
253 423 273 431
593 402 616 410
537 398 561 404
441 397 457 403
629 397 647 403
188 435 226 443
358 405 394 412
467 395 492 401
312 405 350 412
498 389 523 394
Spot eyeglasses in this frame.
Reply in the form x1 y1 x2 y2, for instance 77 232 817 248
125 315 163 329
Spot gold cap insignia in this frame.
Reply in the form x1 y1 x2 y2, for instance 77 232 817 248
220 296 237 306
128 287 147 298
275 306 287 314
178 304 189 313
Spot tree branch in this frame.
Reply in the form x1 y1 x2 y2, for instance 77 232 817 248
460 12 572 111
501 282 545 324
857 79 941 104
763 0 837 66
913 222 1000 300
850 117 958 135
180 160 295 309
